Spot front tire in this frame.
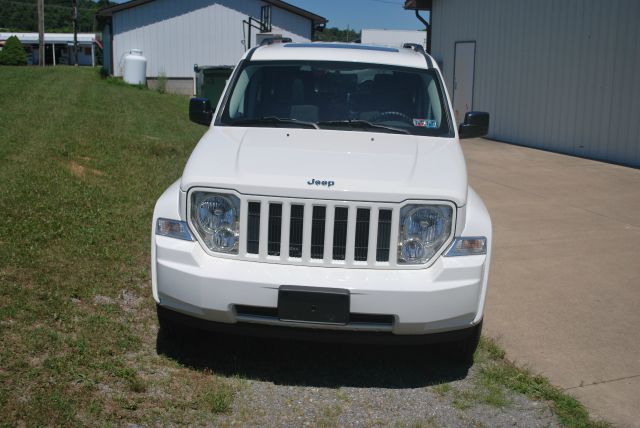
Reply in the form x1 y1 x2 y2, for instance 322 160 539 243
445 320 483 364
156 305 185 337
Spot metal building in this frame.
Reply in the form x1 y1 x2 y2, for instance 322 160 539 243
97 0 326 94
0 33 98 67
406 0 640 168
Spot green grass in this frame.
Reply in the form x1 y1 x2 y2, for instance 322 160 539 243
474 338 609 428
0 66 237 425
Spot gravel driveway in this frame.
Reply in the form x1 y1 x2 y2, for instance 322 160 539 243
157 329 560 427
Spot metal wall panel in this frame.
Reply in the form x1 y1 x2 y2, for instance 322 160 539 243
112 0 312 79
432 0 640 167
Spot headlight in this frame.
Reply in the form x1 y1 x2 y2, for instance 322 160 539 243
398 204 453 264
190 192 240 254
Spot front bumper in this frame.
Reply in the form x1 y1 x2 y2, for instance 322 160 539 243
154 234 488 336
157 304 483 345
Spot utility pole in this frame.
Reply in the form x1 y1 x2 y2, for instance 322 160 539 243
38 0 44 66
72 0 78 66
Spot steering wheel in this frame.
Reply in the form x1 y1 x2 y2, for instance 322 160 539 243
371 111 413 124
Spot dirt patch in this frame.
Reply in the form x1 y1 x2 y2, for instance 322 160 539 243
93 295 115 305
120 289 143 312
66 160 106 178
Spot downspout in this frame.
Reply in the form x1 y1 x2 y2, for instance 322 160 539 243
415 9 431 54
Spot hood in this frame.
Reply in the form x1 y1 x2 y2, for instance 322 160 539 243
180 127 468 206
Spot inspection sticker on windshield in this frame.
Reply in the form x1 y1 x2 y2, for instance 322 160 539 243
413 119 438 128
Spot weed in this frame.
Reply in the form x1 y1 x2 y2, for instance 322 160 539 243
452 390 476 410
316 403 343 428
199 381 235 414
432 383 451 397
478 337 609 427
156 71 168 94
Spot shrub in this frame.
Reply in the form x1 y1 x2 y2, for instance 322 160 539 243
0 36 28 66
99 66 109 79
156 71 168 94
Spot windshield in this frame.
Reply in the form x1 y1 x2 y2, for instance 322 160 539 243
218 60 453 137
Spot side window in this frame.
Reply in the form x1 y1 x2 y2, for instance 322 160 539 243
227 68 257 119
426 75 443 126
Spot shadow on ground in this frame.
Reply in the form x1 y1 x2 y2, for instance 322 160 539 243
156 327 471 389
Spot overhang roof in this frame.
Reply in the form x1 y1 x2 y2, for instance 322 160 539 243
403 0 433 10
0 32 96 44
97 0 327 26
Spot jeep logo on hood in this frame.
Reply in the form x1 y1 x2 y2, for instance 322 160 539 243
307 178 335 188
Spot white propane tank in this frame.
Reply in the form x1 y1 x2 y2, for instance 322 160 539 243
123 49 147 85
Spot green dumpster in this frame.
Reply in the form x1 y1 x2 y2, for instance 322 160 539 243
194 65 234 107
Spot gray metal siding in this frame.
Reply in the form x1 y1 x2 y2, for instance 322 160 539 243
112 0 312 79
432 0 640 167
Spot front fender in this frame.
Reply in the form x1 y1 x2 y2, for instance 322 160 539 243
151 179 182 303
461 186 492 323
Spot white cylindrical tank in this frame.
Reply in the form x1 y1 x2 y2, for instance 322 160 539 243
123 49 147 85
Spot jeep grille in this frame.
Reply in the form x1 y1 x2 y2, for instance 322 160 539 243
239 196 400 268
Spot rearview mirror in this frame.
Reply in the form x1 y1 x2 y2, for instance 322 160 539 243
189 98 213 126
458 111 489 139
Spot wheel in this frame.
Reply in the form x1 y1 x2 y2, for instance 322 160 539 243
445 320 483 364
156 304 185 337
370 111 413 124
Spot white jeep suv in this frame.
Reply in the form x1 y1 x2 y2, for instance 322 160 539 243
152 41 492 362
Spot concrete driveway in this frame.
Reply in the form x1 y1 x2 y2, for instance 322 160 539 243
462 139 640 428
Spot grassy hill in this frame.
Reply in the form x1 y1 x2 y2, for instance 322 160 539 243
0 66 232 425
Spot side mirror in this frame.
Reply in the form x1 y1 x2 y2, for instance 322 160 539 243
458 111 489 139
189 98 213 126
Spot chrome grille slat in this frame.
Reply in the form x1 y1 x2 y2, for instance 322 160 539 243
280 201 291 260
367 208 379 265
258 201 270 258
345 205 358 264
301 203 313 262
323 205 335 264
388 208 400 265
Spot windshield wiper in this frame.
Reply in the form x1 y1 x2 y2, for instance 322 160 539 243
229 116 319 129
317 119 410 135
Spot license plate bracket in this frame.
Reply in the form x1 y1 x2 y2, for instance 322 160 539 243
278 285 350 325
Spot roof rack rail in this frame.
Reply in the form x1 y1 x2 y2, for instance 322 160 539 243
260 37 293 46
402 43 425 54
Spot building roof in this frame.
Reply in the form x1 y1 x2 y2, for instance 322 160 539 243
97 0 327 26
0 32 96 44
403 0 433 10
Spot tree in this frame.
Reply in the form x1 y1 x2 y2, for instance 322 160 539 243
315 27 361 43
0 35 28 65
0 0 117 33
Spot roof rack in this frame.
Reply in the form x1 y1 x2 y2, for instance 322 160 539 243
260 36 293 46
402 43 425 54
